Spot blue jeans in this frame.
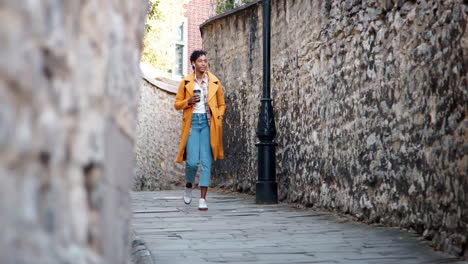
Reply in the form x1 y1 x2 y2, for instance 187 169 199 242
185 113 212 187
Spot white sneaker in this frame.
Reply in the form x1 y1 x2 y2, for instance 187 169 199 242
183 188 192 205
198 198 208 211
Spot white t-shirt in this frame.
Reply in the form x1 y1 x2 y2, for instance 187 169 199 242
193 81 206 114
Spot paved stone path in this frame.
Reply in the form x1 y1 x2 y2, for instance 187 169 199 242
131 190 466 264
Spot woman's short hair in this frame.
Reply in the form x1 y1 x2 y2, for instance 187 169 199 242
190 50 207 63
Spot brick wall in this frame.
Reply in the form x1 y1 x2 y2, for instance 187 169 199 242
185 0 216 72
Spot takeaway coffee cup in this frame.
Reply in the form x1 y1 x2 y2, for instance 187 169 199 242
194 89 201 103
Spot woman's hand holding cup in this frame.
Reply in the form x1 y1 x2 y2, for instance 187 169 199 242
189 89 201 105
188 95 200 105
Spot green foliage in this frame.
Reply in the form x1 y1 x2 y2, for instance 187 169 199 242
215 0 254 15
146 0 160 30
147 0 160 21
215 0 234 14
141 0 187 72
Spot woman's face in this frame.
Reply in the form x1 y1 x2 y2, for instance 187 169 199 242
194 55 207 73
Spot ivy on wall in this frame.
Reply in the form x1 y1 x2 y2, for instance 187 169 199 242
215 0 254 15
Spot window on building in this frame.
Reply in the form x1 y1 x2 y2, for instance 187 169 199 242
176 23 184 41
175 44 184 76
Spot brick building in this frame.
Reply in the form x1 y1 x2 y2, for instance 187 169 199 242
174 0 215 78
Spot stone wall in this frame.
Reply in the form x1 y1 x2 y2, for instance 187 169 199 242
135 71 185 190
0 1 147 263
201 0 467 257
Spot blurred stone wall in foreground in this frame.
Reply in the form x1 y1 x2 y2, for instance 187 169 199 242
0 1 147 263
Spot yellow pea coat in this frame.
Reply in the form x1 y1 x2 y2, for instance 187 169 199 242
174 71 226 163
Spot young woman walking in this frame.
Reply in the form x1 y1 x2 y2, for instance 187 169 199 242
174 50 226 210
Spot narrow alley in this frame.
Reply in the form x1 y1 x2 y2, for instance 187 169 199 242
131 190 467 264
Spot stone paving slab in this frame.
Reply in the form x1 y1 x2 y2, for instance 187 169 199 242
131 190 467 264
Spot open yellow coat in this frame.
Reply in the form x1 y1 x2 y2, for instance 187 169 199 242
174 71 226 163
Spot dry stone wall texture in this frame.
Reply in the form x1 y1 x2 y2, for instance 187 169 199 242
201 0 467 257
135 78 185 190
0 1 147 263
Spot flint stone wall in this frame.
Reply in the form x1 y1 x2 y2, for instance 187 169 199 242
201 0 467 257
135 71 185 190
0 1 147 263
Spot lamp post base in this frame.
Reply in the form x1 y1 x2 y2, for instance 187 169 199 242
256 181 278 204
255 141 278 204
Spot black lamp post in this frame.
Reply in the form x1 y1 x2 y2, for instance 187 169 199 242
255 0 277 204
